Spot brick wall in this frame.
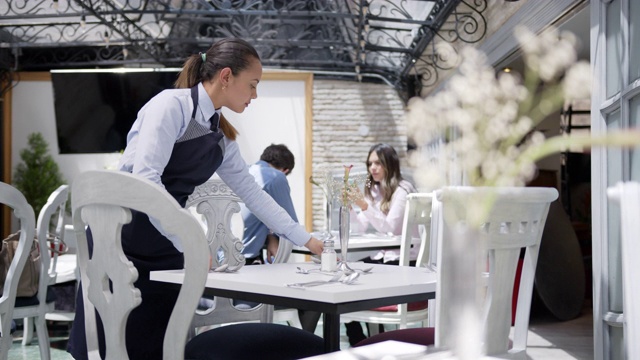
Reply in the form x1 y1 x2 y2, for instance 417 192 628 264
310 79 408 231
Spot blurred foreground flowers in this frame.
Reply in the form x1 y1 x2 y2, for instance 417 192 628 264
404 27 640 360
408 26 640 191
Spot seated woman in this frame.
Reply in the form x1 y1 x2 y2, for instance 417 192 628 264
347 143 417 344
351 143 417 264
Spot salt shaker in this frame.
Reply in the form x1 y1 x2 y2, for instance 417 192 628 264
321 240 337 272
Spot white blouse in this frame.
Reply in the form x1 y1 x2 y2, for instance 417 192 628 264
352 179 417 263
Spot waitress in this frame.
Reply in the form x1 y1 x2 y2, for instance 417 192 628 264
67 38 323 359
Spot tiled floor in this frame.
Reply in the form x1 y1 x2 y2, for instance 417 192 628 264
8 306 594 360
523 306 593 359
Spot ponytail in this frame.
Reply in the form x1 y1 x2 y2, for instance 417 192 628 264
174 38 258 140
174 54 202 89
219 113 238 141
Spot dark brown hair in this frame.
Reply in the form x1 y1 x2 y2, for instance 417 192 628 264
364 143 403 214
260 144 295 174
174 38 261 140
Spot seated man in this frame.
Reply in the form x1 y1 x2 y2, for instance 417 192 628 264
240 143 297 265
239 144 321 332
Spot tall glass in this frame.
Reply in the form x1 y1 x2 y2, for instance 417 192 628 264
338 205 351 269
324 197 335 239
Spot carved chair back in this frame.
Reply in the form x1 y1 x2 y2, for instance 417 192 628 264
185 177 279 336
72 170 209 360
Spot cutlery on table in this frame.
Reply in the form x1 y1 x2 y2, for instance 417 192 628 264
351 266 373 274
297 265 372 275
286 272 360 288
212 263 244 273
296 266 321 274
212 264 229 272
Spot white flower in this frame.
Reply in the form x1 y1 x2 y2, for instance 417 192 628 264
563 61 592 100
515 26 578 82
406 25 600 190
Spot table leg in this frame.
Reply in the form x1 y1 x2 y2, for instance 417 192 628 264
323 312 341 352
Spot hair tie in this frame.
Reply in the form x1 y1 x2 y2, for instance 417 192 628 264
200 52 206 62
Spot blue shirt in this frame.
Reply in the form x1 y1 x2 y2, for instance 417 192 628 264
241 160 298 258
118 83 310 251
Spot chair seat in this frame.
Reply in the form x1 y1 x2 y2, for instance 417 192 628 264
50 254 77 283
371 300 429 312
185 323 324 360
355 327 435 348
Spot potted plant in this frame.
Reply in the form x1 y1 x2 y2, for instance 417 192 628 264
13 132 66 216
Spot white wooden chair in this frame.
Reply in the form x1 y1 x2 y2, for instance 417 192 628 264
0 182 36 359
341 193 434 335
71 170 323 360
607 181 640 360
426 193 444 327
72 170 211 360
186 177 302 335
357 186 558 359
14 184 69 360
43 223 78 324
185 178 272 337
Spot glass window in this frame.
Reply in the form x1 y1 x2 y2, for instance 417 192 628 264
606 0 622 98
630 96 640 179
610 326 624 359
631 0 640 82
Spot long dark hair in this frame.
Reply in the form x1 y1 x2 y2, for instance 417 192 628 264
174 38 261 140
364 143 403 214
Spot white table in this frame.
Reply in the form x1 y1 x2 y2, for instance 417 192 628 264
302 340 504 359
150 262 436 353
292 233 404 254
303 340 430 359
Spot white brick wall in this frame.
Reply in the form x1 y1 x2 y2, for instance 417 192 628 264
310 80 409 231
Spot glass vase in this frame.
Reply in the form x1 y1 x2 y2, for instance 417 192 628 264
324 196 334 239
438 222 482 360
338 205 350 268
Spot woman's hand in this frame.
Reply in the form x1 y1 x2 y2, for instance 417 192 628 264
266 234 279 263
304 237 324 255
351 188 368 211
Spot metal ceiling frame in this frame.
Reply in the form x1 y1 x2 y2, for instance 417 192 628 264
0 0 488 100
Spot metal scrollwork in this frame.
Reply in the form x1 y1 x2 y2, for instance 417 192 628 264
0 0 488 99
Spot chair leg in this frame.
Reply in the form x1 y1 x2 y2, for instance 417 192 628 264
0 316 14 360
366 322 379 337
21 317 33 345
287 314 303 329
34 316 51 360
428 299 436 327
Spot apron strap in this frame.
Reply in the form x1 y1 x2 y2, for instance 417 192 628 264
190 84 220 133
190 85 198 121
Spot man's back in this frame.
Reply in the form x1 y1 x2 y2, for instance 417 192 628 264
240 160 297 259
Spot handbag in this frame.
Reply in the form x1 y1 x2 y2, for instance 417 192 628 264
0 230 41 297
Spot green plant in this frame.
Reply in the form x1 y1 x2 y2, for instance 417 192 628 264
13 132 66 215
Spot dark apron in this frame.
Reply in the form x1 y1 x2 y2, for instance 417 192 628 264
68 86 224 360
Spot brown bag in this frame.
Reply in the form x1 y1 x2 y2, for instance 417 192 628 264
0 231 41 297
